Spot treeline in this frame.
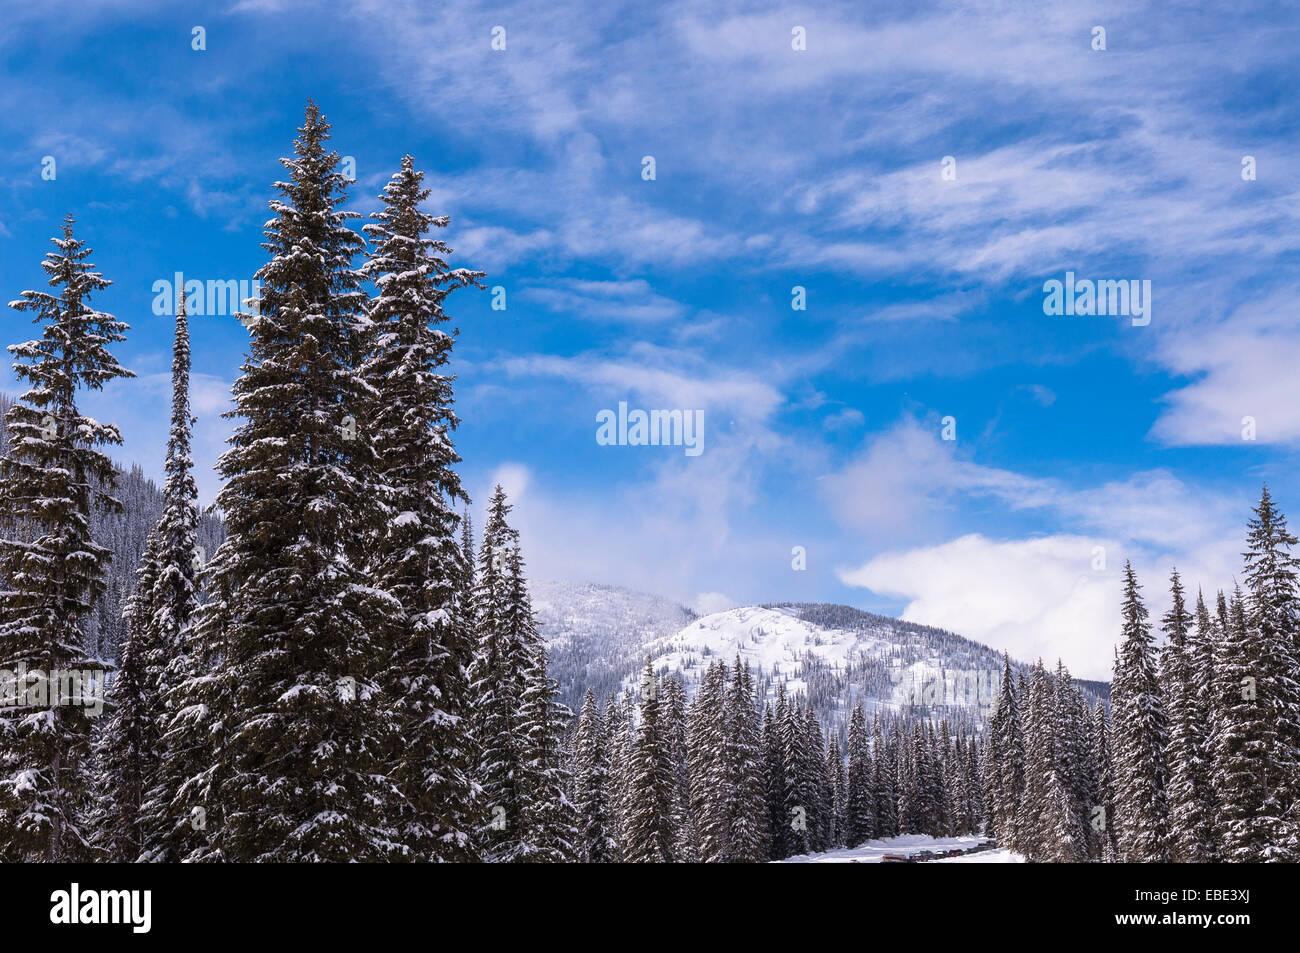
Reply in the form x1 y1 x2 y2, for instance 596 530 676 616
981 655 1112 862
569 657 985 862
984 486 1300 863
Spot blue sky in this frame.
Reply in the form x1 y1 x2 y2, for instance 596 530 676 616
3 0 1299 678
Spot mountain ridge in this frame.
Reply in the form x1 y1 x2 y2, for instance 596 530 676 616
532 579 1109 738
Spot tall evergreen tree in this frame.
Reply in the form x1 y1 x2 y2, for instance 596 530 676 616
573 689 615 863
1236 485 1300 859
780 698 820 854
101 293 198 860
174 102 396 861
990 654 1024 849
844 703 874 846
1111 562 1169 862
826 734 846 849
1054 662 1093 856
362 155 483 861
511 561 578 863
1090 699 1118 861
871 714 897 839
623 663 678 862
470 486 527 859
605 689 634 861
723 659 767 862
0 217 133 861
661 674 696 861
1163 571 1215 862
1212 575 1295 861
802 705 832 850
687 660 729 862
762 699 787 859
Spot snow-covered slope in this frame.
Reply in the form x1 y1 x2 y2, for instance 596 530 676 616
533 582 1109 732
631 602 1022 735
532 580 697 712
636 604 892 699
779 834 1024 864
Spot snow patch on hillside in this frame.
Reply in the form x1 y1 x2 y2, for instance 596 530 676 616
642 605 889 694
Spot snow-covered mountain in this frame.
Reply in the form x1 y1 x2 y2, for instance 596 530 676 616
533 581 1109 736
532 579 699 713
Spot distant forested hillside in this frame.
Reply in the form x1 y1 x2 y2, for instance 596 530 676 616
0 392 224 663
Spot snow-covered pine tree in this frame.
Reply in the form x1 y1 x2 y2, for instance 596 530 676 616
1187 590 1219 860
780 698 819 854
95 517 162 862
470 486 527 858
826 733 846 849
511 549 579 862
101 291 199 861
1111 562 1170 862
1090 699 1118 861
990 653 1024 849
361 155 484 862
1237 485 1300 860
724 659 767 862
935 719 953 836
872 713 897 839
962 729 979 834
605 689 633 860
1055 661 1093 856
803 705 832 850
94 576 152 861
913 721 941 835
623 663 678 862
843 702 874 846
763 694 788 859
0 216 133 861
896 723 917 834
967 729 985 832
980 727 998 836
1016 662 1049 857
661 674 697 861
1211 585 1273 860
687 660 729 861
1162 571 1214 862
181 103 397 862
143 289 200 711
573 689 615 862
1044 773 1086 863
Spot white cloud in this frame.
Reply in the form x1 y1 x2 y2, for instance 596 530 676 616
838 533 1122 680
526 278 688 323
1150 287 1300 446
822 407 864 431
693 592 737 615
827 417 1256 676
489 462 532 505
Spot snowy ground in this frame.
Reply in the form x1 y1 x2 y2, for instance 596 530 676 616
779 834 1024 863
